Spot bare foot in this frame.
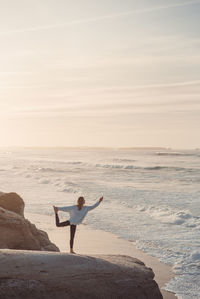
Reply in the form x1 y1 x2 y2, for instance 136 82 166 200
53 206 58 213
70 249 76 254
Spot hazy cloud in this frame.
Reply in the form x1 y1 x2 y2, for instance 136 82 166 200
0 0 200 35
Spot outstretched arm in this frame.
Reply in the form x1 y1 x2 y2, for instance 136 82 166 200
87 196 103 211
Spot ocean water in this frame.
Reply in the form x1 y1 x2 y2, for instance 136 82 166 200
0 147 200 299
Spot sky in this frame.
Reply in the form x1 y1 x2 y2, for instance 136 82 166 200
0 0 200 148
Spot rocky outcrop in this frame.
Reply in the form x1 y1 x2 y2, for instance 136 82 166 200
0 249 163 299
0 192 24 217
0 192 163 297
0 192 59 252
0 207 59 251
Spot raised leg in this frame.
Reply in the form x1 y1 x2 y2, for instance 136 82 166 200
55 213 70 227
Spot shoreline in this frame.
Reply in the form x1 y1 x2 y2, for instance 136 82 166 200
26 212 177 299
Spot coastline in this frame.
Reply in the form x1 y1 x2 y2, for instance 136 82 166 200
26 212 177 299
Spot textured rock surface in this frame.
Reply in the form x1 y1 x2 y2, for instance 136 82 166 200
0 204 59 252
0 192 25 217
0 250 163 299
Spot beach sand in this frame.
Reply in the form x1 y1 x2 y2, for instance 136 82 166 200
26 212 177 299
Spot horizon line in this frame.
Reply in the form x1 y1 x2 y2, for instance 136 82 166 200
0 146 199 151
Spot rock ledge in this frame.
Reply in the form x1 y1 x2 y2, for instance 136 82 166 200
0 250 163 299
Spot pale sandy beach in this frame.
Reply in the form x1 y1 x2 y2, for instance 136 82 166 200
27 212 177 299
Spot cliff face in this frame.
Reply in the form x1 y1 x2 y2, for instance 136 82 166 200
0 249 163 299
0 192 59 252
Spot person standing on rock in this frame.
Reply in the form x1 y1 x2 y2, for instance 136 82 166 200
53 196 103 254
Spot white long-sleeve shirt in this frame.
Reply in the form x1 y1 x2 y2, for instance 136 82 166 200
57 201 101 225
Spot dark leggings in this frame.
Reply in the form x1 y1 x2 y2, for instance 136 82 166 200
55 213 76 249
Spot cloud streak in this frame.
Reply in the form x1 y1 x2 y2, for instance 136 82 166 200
0 79 199 90
96 80 200 91
1 0 200 35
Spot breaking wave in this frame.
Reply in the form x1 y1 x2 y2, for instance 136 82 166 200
94 163 196 172
156 151 199 157
112 158 137 163
135 205 200 227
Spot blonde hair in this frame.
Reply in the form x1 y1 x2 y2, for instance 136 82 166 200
77 196 85 210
